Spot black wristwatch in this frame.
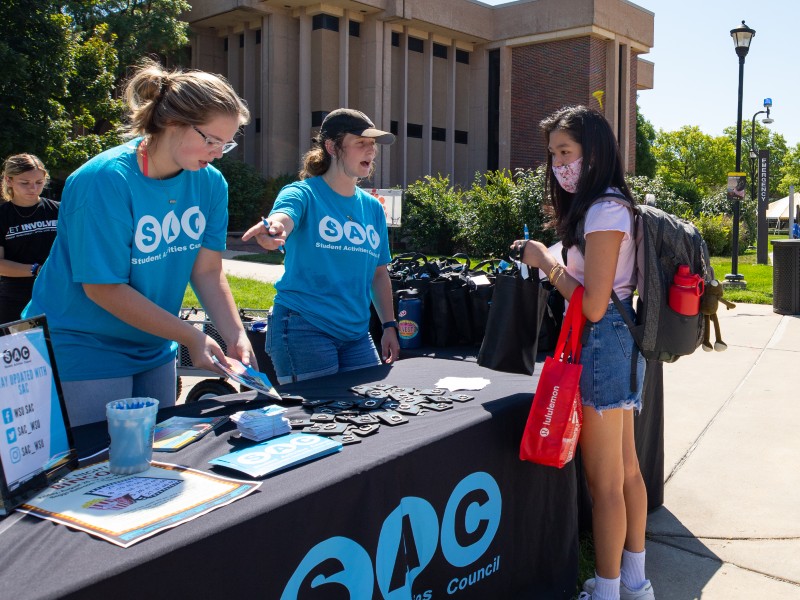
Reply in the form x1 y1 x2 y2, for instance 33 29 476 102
31 263 40 277
382 320 398 333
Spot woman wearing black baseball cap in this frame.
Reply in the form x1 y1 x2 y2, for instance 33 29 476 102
242 108 399 384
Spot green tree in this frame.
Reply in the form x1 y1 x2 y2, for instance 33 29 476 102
777 143 800 195
635 107 656 178
66 0 190 81
652 126 735 197
0 1 74 162
723 121 787 199
1 1 190 175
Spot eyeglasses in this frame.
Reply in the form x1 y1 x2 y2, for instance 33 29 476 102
192 125 238 154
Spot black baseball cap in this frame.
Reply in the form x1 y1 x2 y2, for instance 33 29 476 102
320 108 395 144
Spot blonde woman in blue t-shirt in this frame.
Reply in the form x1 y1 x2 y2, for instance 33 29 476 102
25 60 254 427
242 109 399 384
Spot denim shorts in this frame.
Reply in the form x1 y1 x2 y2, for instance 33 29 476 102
579 298 645 413
265 303 380 385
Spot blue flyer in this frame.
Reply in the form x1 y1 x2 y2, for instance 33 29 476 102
209 433 342 478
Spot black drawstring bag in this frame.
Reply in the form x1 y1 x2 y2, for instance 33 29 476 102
477 268 548 375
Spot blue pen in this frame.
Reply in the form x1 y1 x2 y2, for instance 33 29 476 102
262 216 284 254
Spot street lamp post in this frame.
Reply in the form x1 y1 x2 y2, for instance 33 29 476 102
726 20 756 286
749 100 774 265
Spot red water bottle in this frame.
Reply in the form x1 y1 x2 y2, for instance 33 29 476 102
669 265 704 315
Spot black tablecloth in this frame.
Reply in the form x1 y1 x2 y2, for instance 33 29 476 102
0 350 588 600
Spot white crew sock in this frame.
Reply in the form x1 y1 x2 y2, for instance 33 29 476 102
593 574 621 600
620 548 647 591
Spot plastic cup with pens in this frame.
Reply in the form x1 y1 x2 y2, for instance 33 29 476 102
106 398 160 475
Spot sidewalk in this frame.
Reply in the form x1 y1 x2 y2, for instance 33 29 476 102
650 303 800 599
221 234 284 283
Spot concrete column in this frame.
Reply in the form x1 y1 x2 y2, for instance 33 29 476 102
263 11 301 177
445 41 457 180
191 32 201 69
226 32 240 90
469 48 488 179
242 25 257 166
380 21 392 188
618 43 632 172
400 29 409 188
299 13 312 164
498 45 511 171
339 14 349 107
260 15 271 175
422 33 433 177
605 38 620 136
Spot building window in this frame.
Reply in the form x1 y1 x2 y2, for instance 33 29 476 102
224 38 228 52
312 14 339 33
432 127 446 142
392 32 400 47
433 43 448 60
455 130 469 145
311 111 327 128
349 20 360 37
456 49 470 65
390 121 399 135
407 123 423 138
255 118 261 134
256 30 261 45
239 34 244 48
408 37 424 54
487 49 500 171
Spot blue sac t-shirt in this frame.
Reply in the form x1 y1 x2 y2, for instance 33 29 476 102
24 139 228 380
271 177 391 340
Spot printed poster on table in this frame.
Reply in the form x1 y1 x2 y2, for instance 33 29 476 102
0 322 76 514
17 461 260 547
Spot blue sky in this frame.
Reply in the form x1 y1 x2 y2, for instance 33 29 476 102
480 0 800 148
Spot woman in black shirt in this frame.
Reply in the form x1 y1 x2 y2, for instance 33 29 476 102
0 154 59 324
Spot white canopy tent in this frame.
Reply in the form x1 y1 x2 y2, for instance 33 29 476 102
767 194 798 233
766 195 792 220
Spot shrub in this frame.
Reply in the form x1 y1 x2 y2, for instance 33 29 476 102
214 155 268 231
400 175 465 255
514 167 556 248
260 173 298 217
461 170 520 259
625 174 692 217
695 213 731 256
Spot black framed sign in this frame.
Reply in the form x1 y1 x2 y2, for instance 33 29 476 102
0 315 77 514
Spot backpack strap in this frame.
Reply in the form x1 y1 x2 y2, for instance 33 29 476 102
572 192 642 392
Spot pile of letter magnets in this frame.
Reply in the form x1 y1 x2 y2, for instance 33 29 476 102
281 385 475 445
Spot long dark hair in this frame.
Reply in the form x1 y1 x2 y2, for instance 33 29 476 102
540 105 634 248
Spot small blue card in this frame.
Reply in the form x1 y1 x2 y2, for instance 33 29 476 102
209 433 342 478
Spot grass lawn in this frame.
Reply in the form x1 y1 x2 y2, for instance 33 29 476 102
710 233 787 306
231 252 285 265
182 274 276 310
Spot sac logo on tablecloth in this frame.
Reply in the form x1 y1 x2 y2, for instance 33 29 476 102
281 471 502 599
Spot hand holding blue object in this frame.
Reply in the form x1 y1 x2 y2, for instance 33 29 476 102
262 216 285 254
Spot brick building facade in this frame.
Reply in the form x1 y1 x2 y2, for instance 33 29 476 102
184 0 654 188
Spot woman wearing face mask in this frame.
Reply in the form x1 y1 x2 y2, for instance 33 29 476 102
0 154 59 324
512 105 653 600
23 60 255 427
242 108 399 384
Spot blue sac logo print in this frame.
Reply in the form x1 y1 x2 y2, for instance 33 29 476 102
281 471 502 600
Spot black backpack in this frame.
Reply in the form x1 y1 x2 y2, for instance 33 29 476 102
575 193 714 388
